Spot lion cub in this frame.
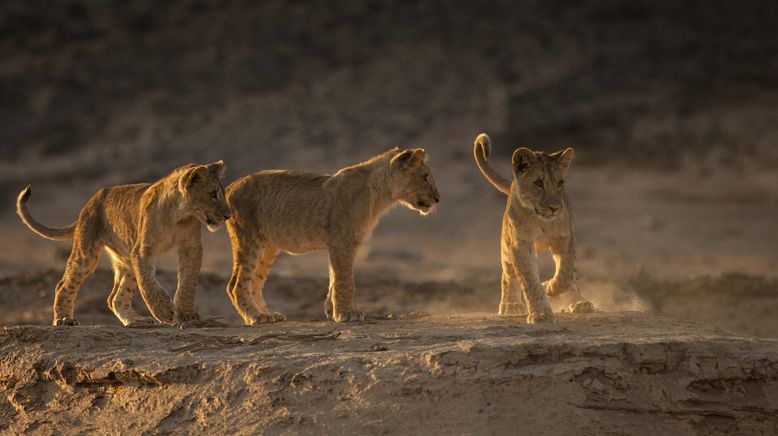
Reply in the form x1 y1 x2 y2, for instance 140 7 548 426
473 133 594 324
16 162 230 326
225 148 440 324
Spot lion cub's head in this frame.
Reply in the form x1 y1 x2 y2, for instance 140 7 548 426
178 161 231 232
390 148 440 215
511 147 574 221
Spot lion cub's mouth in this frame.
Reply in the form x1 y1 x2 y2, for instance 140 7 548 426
534 208 559 220
206 218 224 232
415 200 435 215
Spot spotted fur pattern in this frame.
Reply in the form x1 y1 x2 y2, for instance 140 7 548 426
16 162 230 326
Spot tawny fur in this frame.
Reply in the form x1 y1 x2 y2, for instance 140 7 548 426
225 147 440 324
16 162 230 326
474 133 594 324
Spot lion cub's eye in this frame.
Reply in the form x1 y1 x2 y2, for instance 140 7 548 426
209 191 218 200
558 180 565 189
424 174 432 184
534 179 544 189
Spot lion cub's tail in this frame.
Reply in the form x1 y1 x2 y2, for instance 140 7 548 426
16 186 76 241
473 133 511 195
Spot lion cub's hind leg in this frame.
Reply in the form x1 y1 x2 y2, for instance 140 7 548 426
52 237 102 326
324 287 334 320
108 264 155 327
251 246 286 322
226 231 281 325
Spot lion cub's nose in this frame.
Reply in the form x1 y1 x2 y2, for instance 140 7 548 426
432 193 440 204
548 205 561 213
223 213 231 221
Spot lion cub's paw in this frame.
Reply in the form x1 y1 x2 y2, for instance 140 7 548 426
543 279 572 297
526 312 556 325
333 309 365 323
53 317 79 326
174 311 202 323
568 300 595 313
499 302 527 316
248 313 282 325
271 312 287 322
177 318 228 328
125 317 157 328
151 312 176 325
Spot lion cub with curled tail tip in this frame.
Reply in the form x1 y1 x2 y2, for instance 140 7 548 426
473 133 594 324
225 147 440 324
16 162 231 326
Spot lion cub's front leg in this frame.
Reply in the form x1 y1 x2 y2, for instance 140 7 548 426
544 237 594 314
173 239 203 323
327 245 364 322
499 268 527 316
510 241 555 324
132 250 176 324
498 233 527 316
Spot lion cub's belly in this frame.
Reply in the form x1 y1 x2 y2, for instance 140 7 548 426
102 227 177 264
264 228 328 255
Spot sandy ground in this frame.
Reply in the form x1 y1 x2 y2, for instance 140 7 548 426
3 313 778 435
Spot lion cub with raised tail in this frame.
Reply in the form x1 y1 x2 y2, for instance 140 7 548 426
474 133 594 324
16 162 231 326
225 147 440 324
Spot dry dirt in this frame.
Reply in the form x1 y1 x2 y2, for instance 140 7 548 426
1 265 778 434
2 313 778 435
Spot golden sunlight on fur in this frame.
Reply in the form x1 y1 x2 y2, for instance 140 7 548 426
16 162 230 326
474 133 594 324
224 147 440 324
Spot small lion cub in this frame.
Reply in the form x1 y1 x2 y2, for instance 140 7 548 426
473 133 594 324
16 162 231 326
225 147 440 324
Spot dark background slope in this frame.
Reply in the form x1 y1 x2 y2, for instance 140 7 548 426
2 0 778 179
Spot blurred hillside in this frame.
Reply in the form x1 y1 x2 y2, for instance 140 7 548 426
2 0 778 190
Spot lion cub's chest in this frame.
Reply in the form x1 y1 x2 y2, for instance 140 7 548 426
506 204 571 249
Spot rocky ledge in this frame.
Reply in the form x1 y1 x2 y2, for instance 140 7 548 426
2 312 777 435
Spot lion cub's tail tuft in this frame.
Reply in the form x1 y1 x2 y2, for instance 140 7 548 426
473 133 511 195
16 186 76 241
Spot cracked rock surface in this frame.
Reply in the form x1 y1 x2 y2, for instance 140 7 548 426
2 312 777 435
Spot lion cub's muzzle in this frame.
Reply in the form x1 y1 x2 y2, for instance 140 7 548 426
205 213 231 232
415 192 440 213
534 204 562 220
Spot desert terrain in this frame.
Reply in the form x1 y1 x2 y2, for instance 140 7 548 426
1 1 777 434
3 313 778 435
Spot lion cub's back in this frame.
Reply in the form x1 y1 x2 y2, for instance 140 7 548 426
226 170 332 244
79 183 150 255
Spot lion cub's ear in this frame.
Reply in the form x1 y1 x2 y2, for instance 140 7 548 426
550 148 574 175
206 160 226 180
512 147 536 173
391 148 426 171
178 166 209 193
